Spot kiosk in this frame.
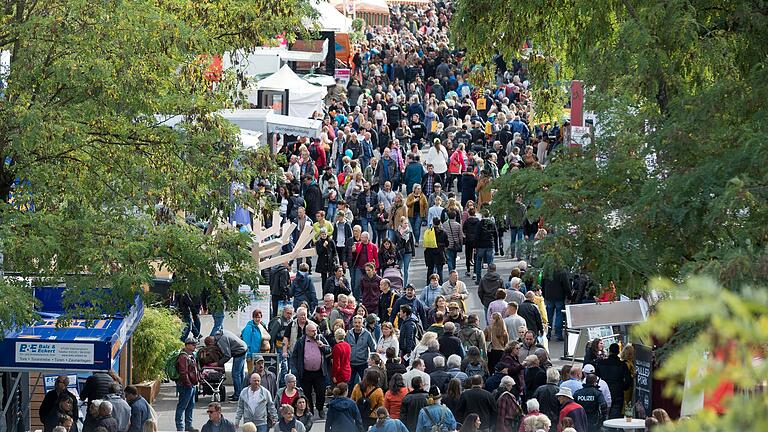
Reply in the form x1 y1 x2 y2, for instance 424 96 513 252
0 287 143 432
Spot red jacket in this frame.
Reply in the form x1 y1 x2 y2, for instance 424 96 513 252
177 349 199 387
331 341 352 383
353 241 379 269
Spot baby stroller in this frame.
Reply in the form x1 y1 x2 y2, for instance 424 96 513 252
383 266 404 293
197 366 227 402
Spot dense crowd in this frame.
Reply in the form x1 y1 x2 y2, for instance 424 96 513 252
38 2 644 432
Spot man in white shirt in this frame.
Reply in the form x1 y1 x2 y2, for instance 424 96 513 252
503 302 527 341
401 358 431 391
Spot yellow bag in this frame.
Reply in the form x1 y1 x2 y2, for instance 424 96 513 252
423 228 437 248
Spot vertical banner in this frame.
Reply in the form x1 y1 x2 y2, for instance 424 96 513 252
571 80 584 127
633 344 653 418
335 33 351 64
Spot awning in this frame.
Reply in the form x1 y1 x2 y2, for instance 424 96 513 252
277 39 328 63
266 112 322 137
0 287 144 372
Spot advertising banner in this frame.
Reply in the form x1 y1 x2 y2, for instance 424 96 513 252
16 342 95 365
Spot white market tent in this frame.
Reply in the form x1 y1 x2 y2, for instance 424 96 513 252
248 65 327 118
305 0 352 32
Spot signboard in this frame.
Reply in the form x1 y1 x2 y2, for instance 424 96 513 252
587 326 618 346
565 300 646 329
568 125 592 147
43 374 80 398
238 285 272 330
634 344 653 417
335 33 351 64
335 68 351 87
16 342 95 365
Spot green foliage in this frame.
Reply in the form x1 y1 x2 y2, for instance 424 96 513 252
132 307 184 383
455 0 768 293
633 277 768 430
0 0 309 329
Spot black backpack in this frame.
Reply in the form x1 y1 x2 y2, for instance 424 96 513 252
356 386 376 419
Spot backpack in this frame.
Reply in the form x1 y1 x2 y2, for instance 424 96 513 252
164 348 184 381
356 386 376 419
414 321 425 341
481 218 496 239
423 228 437 248
464 361 485 379
422 406 446 432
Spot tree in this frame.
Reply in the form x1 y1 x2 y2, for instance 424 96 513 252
0 0 312 331
452 0 768 294
633 277 768 429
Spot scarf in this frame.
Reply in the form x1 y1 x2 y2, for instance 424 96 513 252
278 418 296 432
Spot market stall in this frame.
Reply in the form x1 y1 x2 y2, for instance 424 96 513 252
0 287 143 432
248 65 328 118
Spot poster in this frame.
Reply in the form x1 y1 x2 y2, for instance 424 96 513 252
44 374 80 398
569 125 592 147
335 68 351 87
586 325 617 346
335 33 350 64
16 342 94 365
634 344 653 417
238 285 272 329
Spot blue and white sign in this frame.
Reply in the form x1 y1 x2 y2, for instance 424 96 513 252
16 342 95 365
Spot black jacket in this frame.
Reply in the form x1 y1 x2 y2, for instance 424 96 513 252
315 237 338 273
524 366 547 401
437 334 464 359
596 355 632 405
462 216 481 245
399 390 429 432
290 334 331 380
269 265 290 299
532 382 560 428
385 360 408 383
304 183 323 217
542 268 570 302
475 218 496 248
378 290 400 324
574 384 608 432
80 372 115 402
458 387 498 428
478 272 504 307
518 300 544 336
40 389 79 424
429 368 452 393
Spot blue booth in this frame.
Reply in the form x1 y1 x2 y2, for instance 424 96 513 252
0 286 144 431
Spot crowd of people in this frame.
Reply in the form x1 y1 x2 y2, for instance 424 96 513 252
38 1 673 432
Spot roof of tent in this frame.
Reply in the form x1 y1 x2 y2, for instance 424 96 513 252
331 0 389 15
305 1 352 32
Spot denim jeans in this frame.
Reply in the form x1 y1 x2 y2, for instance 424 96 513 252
446 249 458 272
351 267 363 299
400 253 412 288
410 215 422 243
175 385 196 431
546 299 566 339
361 216 376 242
180 309 200 341
210 310 224 336
509 227 525 258
474 247 495 282
348 363 368 389
326 203 337 222
232 354 246 397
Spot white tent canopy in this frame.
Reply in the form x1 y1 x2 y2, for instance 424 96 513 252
305 0 352 32
249 65 327 118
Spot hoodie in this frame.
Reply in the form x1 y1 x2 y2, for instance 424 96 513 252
325 396 363 432
478 271 504 307
290 271 318 312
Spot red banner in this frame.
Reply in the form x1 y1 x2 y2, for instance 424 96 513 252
571 80 584 127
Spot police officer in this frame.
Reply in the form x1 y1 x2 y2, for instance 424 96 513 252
573 374 608 432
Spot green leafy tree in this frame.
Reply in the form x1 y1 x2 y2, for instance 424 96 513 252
633 277 768 429
0 0 311 331
453 0 768 294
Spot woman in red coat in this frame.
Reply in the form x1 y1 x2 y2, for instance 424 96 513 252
331 328 352 385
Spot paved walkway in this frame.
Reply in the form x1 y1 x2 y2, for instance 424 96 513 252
152 238 567 431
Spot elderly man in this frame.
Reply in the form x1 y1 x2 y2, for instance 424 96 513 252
235 373 278 431
124 386 150 432
533 368 562 427
251 355 277 398
497 376 522 431
556 387 588 432
290 323 331 418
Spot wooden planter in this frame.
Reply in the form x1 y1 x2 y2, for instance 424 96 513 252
134 380 161 404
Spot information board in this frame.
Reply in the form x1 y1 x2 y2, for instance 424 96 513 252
587 326 618 346
633 344 653 417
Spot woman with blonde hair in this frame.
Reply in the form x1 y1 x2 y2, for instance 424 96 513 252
376 321 399 362
484 312 509 372
410 331 439 366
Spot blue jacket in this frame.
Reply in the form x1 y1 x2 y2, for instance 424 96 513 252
415 403 456 432
398 315 420 356
325 396 363 432
344 328 376 366
290 272 318 312
369 418 410 432
241 320 267 355
404 162 425 194
127 396 150 432
392 296 428 325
